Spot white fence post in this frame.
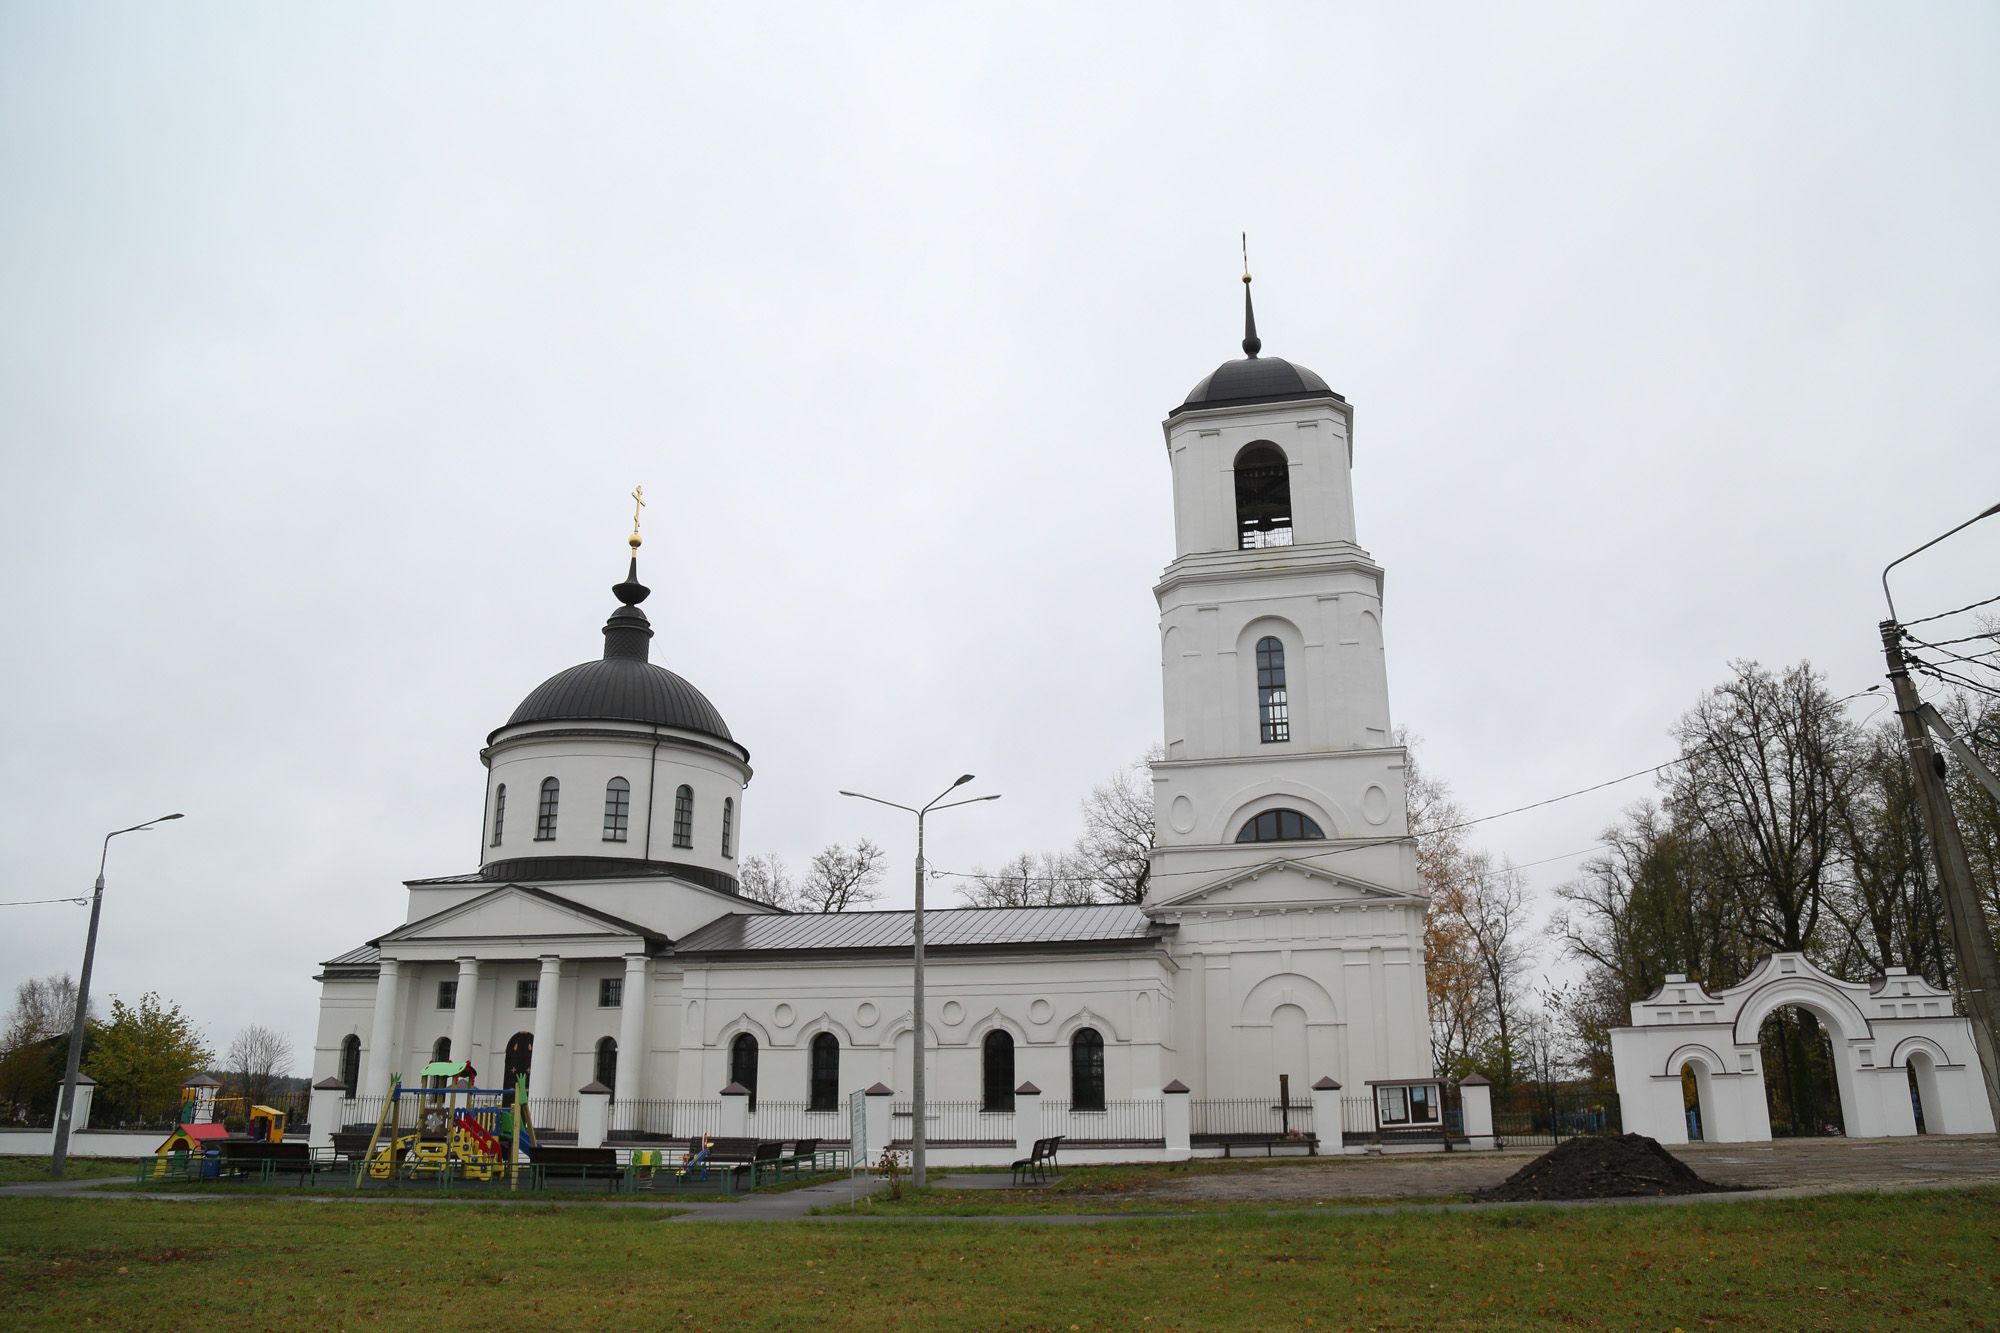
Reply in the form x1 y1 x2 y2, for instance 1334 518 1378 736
1311 1077 1344 1153
1459 1074 1495 1149
1014 1082 1042 1160
1162 1079 1191 1159
578 1082 610 1149
307 1077 346 1151
719 1082 750 1137
863 1083 893 1167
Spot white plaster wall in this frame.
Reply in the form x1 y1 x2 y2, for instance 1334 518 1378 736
479 723 748 882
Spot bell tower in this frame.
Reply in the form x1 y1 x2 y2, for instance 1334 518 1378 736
1146 266 1417 907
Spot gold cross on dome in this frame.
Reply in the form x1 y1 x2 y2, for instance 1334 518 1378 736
629 485 646 551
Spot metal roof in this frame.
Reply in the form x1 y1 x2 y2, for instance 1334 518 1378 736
323 943 381 968
1173 355 1342 417
673 903 1166 955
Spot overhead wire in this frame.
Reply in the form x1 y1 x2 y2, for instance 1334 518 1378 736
1902 590 2000 627
0 895 88 908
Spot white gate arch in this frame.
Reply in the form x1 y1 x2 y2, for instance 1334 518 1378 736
1610 953 1995 1144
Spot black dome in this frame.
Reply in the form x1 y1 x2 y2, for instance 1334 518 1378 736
503 657 734 742
1172 355 1342 417
491 554 736 747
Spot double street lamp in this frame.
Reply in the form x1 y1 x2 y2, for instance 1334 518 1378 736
49 813 184 1178
840 775 999 1189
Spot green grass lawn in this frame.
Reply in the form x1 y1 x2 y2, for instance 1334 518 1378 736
1 1188 1995 1329
0 1157 136 1184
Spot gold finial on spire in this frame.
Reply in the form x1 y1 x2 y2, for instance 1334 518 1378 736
628 485 646 552
1241 231 1251 284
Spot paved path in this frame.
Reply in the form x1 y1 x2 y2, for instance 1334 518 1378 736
5 1136 1995 1223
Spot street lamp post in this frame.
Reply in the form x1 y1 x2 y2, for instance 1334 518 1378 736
840 776 999 1189
50 813 184 1178
1880 501 2000 1129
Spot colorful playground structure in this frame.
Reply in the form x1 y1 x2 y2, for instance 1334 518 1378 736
356 1061 538 1186
150 1095 292 1177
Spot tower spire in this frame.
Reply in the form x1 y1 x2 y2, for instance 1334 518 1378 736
1240 232 1261 358
605 485 653 660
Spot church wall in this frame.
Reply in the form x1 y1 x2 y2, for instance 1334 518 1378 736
481 728 745 883
1164 901 1427 1093
673 950 1176 1105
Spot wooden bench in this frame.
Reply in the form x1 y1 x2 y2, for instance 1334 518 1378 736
532 1145 623 1192
222 1140 324 1184
1201 1133 1318 1158
329 1130 377 1164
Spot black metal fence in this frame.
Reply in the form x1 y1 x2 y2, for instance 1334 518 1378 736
889 1100 1012 1144
1189 1098 1314 1138
1492 1089 1621 1148
1042 1099 1165 1143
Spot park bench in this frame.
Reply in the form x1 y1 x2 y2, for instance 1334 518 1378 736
1012 1136 1062 1185
329 1130 377 1164
532 1145 623 1192
1201 1132 1318 1158
222 1139 324 1184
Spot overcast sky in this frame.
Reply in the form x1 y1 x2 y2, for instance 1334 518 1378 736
3 3 1997 1076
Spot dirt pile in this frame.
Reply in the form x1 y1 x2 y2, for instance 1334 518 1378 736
1473 1134 1737 1202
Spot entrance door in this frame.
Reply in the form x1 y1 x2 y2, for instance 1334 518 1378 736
503 1032 533 1100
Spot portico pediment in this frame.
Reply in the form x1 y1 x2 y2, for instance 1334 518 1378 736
374 884 665 959
1148 857 1425 913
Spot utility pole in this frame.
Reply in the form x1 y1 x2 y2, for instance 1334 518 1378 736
1880 621 2000 1126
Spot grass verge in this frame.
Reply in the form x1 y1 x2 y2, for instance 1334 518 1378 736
1 1187 1994 1328
0 1157 135 1185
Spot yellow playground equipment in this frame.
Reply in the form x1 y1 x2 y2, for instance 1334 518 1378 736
358 1062 538 1187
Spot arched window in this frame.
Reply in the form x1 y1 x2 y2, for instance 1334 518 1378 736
535 778 559 841
721 797 734 857
982 1031 1016 1112
1256 636 1290 743
595 1036 618 1095
673 785 694 849
426 1037 452 1091
491 785 506 847
1234 808 1326 842
1234 443 1292 549
1071 1028 1105 1112
503 1032 534 1099
809 1033 839 1112
603 777 630 842
338 1035 361 1100
730 1033 758 1112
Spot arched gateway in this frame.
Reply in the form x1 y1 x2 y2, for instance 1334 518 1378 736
1610 953 1994 1143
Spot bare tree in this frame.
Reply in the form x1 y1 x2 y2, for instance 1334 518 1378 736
1074 750 1158 904
1667 659 1859 955
737 853 795 908
795 840 887 913
1455 855 1535 1088
959 851 1099 907
3 975 85 1051
226 1025 293 1106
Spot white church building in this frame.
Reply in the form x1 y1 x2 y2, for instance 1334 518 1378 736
312 277 1437 1149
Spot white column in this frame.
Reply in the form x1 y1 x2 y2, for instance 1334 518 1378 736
1458 1075 1494 1150
613 953 650 1102
363 958 402 1095
1013 1082 1042 1160
68 1076 97 1138
1162 1079 1191 1159
307 1078 346 1151
1313 1077 1347 1153
449 956 480 1067
527 955 563 1107
578 1081 610 1150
